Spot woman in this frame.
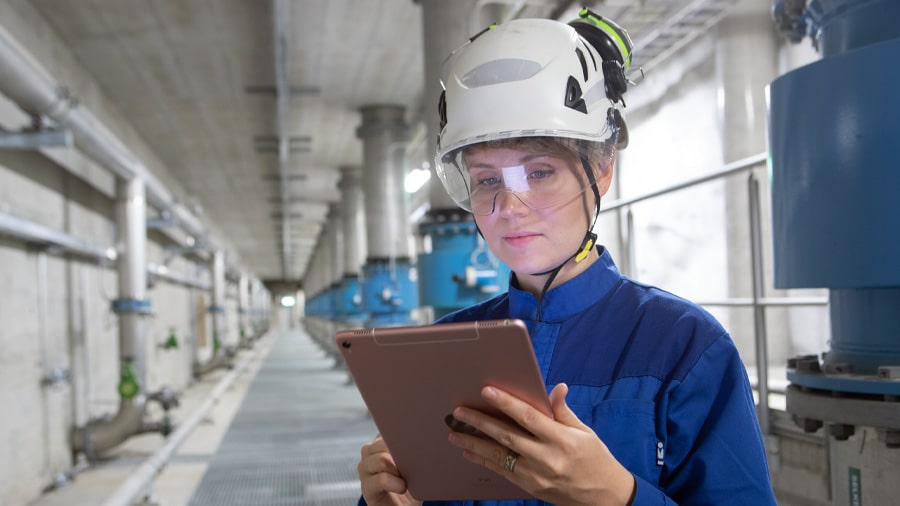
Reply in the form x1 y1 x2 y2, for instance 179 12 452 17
357 12 777 506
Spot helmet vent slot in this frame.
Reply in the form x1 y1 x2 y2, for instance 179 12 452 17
564 76 587 114
575 48 588 82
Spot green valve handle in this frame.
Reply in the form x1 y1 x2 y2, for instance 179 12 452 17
118 364 140 399
164 331 179 350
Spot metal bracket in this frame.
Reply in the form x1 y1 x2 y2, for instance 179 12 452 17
0 129 73 150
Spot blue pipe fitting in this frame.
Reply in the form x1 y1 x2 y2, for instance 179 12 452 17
206 304 225 314
111 298 152 315
339 275 367 322
361 259 417 327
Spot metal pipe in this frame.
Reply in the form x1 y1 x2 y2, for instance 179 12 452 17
694 297 828 308
0 24 213 250
238 273 250 346
37 252 54 478
273 0 292 278
211 249 226 341
0 211 210 294
195 251 228 375
749 173 771 435
147 263 210 291
73 398 146 461
117 178 148 369
74 178 152 459
601 152 767 212
98 348 258 506
0 211 116 262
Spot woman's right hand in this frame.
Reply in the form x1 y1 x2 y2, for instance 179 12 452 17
358 434 422 506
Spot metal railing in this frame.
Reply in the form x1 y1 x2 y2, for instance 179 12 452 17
600 152 828 436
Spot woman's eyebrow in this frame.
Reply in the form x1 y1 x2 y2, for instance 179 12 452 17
467 154 552 170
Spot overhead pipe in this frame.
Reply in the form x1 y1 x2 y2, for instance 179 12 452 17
273 0 292 278
0 211 116 263
0 211 209 293
0 24 214 253
147 263 210 291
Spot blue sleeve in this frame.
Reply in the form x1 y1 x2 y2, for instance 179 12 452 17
632 473 678 505
654 336 777 505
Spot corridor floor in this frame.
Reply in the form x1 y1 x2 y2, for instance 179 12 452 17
30 325 376 506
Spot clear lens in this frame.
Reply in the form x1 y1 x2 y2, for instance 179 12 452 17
436 137 607 216
468 161 587 215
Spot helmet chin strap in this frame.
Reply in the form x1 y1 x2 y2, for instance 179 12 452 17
532 150 602 321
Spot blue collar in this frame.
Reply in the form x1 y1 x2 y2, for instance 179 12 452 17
507 247 622 322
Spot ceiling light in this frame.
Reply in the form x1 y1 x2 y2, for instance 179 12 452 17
404 166 432 194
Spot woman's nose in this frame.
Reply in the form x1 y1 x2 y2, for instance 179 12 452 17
494 190 530 216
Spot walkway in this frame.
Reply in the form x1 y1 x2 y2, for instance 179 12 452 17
30 326 375 506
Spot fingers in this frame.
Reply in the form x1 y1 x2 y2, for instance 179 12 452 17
358 435 410 498
449 429 524 478
479 385 558 439
548 383 582 427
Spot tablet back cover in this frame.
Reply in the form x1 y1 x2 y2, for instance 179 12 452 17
335 319 550 501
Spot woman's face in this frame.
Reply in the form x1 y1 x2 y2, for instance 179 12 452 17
464 142 613 294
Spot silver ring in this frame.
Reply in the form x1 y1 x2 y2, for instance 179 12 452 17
502 450 519 473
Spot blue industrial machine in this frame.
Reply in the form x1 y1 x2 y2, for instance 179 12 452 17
417 211 510 320
338 274 366 324
361 258 418 326
770 0 900 502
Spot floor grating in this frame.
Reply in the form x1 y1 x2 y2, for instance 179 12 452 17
188 328 376 506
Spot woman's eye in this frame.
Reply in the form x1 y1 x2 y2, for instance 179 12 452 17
528 168 554 180
476 176 501 187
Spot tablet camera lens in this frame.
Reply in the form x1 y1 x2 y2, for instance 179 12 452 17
341 341 351 349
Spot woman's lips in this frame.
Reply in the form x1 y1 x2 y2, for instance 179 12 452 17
503 231 540 246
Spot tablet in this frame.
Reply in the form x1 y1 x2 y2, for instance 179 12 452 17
335 318 551 501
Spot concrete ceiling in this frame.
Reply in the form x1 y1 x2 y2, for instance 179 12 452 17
27 0 737 284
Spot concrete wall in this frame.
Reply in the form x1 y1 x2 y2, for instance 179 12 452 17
0 3 244 505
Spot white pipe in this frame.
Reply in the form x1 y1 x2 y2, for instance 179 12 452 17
99 347 259 506
0 23 214 250
0 211 116 262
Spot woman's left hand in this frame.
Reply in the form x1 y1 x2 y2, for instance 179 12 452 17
447 383 636 506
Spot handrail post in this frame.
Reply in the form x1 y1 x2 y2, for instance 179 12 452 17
748 173 771 436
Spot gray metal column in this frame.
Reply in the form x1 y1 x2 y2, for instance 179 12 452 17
356 105 417 326
338 165 367 324
417 0 509 320
238 273 250 347
327 203 344 321
420 0 478 212
194 250 229 376
211 250 226 349
715 0 782 368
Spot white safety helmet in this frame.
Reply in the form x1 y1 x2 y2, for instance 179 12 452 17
435 14 633 213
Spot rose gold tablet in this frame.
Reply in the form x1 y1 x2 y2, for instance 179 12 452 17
335 318 551 501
